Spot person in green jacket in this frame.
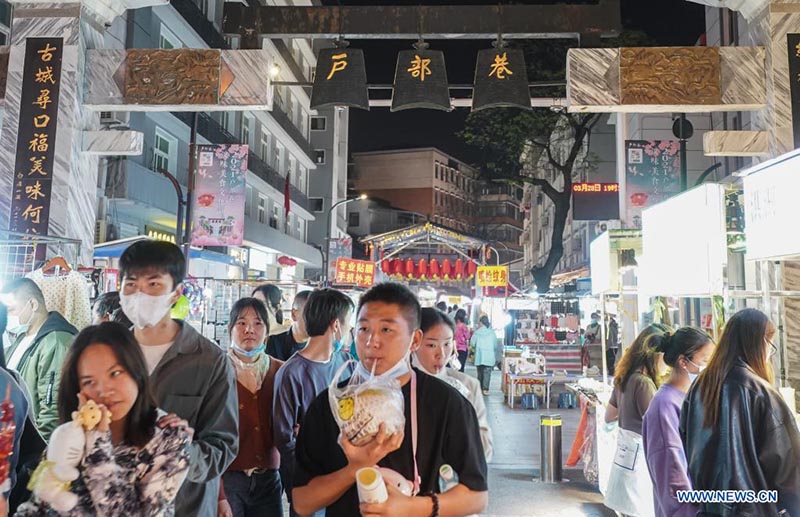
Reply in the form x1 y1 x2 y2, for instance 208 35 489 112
1 278 77 439
470 316 498 395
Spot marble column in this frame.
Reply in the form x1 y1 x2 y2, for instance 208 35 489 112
0 3 101 265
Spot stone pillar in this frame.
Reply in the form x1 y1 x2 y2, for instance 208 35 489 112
0 3 101 265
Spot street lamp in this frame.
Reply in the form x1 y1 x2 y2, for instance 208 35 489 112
322 194 368 286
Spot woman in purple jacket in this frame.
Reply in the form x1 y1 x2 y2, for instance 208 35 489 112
642 327 715 517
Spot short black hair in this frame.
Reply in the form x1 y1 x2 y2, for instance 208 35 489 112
228 297 271 335
59 323 158 447
292 289 313 308
2 277 46 307
119 240 186 288
421 308 454 334
358 283 421 331
303 288 354 337
480 315 491 328
93 291 120 318
454 309 468 324
435 301 447 312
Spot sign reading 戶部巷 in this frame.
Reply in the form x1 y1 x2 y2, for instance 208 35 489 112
391 49 451 112
310 47 369 111
9 38 63 236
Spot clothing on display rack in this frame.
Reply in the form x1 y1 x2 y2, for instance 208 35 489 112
565 315 579 331
27 263 92 330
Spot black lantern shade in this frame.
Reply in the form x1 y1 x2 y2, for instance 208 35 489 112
310 47 369 111
391 49 451 112
472 48 531 112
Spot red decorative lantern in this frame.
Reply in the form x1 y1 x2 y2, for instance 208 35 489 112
277 255 298 267
381 259 391 275
466 260 478 279
454 258 464 279
441 259 452 280
429 259 440 279
405 258 415 279
417 258 427 279
391 258 403 277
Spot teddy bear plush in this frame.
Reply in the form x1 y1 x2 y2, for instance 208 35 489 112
28 400 109 512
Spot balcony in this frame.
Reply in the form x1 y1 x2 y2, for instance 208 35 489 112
106 159 181 218
270 102 313 159
475 215 524 228
170 0 228 49
174 112 310 213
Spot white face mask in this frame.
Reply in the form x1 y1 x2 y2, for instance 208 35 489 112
7 300 34 335
411 353 446 378
685 358 705 384
120 291 175 329
357 351 411 380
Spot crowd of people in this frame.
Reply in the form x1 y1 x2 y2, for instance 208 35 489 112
603 308 800 517
0 240 493 516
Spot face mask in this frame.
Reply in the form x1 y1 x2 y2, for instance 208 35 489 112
333 339 344 354
356 351 411 380
411 353 446 378
120 292 175 329
7 301 34 335
231 342 266 359
685 358 705 384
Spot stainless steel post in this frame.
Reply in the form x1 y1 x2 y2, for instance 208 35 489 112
539 414 562 483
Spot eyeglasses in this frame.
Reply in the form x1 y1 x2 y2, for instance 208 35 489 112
767 340 778 359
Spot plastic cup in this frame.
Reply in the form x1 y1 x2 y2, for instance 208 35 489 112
356 467 388 503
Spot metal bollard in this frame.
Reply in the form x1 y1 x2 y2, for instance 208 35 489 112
539 414 562 483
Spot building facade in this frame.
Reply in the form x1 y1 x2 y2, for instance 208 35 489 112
96 0 344 281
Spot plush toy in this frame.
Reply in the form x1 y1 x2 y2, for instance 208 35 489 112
29 400 110 512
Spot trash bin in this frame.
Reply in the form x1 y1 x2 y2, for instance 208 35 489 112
540 414 562 483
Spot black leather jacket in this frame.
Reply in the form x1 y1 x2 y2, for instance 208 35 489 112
680 359 800 516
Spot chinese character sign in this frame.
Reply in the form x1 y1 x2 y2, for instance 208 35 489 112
571 182 620 221
334 258 376 288
624 140 681 228
310 47 369 111
9 38 63 235
327 237 353 282
391 49 451 111
190 144 247 246
476 266 509 287
472 48 530 112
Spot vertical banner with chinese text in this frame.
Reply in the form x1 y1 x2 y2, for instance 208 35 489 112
327 237 352 281
9 38 63 236
624 140 681 228
787 34 800 149
191 144 247 246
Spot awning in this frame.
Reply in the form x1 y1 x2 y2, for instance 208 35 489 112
94 237 242 267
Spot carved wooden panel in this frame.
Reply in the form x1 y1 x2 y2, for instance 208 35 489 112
123 49 220 105
620 47 721 105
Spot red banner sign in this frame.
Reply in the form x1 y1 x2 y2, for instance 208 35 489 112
334 258 376 288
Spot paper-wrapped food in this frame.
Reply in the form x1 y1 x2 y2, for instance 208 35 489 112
329 361 405 446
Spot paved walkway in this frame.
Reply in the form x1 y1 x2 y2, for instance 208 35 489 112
475 366 614 517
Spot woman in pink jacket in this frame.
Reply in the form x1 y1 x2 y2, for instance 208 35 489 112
454 309 471 372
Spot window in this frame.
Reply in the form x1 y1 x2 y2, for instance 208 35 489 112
241 114 252 146
245 186 253 216
257 195 267 224
288 155 296 179
310 197 324 212
270 205 279 229
274 143 284 171
159 24 181 49
221 112 235 134
199 0 211 17
259 128 270 162
298 166 307 194
349 212 360 227
153 128 176 175
314 149 326 165
311 117 327 131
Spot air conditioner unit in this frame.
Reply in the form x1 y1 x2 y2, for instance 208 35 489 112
100 111 130 127
95 220 107 244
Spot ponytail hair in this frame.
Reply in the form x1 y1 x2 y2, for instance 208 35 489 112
613 323 672 391
659 327 713 368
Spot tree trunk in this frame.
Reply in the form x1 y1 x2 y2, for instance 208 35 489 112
531 191 571 293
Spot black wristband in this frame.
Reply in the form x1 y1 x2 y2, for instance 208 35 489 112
428 492 439 517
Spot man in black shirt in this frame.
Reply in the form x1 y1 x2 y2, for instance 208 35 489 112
267 290 311 360
293 283 488 516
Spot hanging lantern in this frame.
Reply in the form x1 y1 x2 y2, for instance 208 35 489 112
429 258 440 280
391 258 404 277
381 259 391 275
454 258 464 279
472 47 532 112
417 258 427 279
405 258 415 279
442 259 452 280
311 47 370 111
391 46 452 112
466 260 478 280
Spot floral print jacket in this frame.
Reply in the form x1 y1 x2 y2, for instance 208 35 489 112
16 423 191 516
